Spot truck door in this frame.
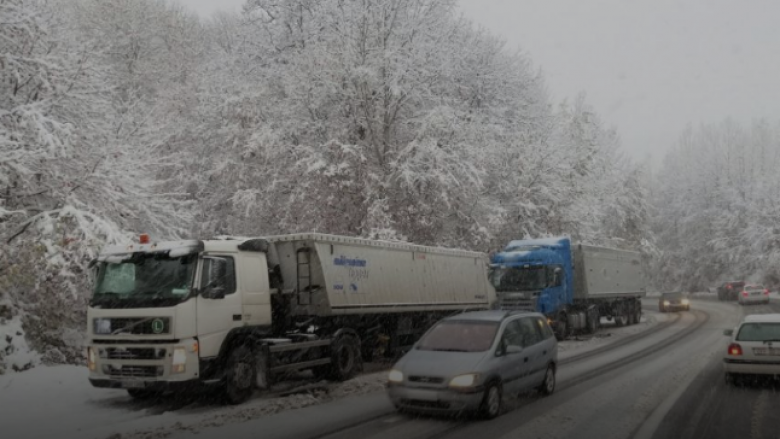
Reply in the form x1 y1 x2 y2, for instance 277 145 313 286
196 254 243 358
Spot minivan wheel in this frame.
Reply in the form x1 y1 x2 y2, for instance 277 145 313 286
480 382 502 419
538 365 556 396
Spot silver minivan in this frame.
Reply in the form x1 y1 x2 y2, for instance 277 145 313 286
386 310 558 419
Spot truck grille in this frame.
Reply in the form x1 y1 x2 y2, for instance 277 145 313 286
105 348 166 360
93 317 171 335
500 294 537 311
105 365 163 378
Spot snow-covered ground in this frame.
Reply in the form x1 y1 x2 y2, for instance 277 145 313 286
0 304 681 439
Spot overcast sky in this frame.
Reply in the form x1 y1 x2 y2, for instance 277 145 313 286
184 0 780 164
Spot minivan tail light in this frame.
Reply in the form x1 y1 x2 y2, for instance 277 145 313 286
728 343 743 356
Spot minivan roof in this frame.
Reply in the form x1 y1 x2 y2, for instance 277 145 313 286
446 310 537 322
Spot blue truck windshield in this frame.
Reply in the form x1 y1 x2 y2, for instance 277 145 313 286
490 266 547 292
91 254 196 309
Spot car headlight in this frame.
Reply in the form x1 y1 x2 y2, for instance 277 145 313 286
681 299 690 305
663 300 670 306
172 347 187 373
388 369 404 383
449 373 479 388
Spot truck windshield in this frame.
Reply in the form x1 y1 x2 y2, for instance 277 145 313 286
489 266 547 292
90 253 196 308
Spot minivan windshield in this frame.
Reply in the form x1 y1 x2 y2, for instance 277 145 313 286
736 323 780 342
416 320 500 352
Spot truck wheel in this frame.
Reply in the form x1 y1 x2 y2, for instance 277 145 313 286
634 307 642 324
327 335 362 381
224 346 255 405
554 317 568 341
586 312 598 334
614 306 629 327
479 381 502 419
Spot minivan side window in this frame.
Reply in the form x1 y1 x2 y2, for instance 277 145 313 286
501 320 524 349
519 317 543 347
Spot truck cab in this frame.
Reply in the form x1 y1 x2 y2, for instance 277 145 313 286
87 236 272 399
488 238 573 314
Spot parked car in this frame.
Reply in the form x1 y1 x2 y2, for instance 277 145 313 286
723 314 780 383
658 292 690 312
386 310 558 419
717 281 745 301
737 284 770 306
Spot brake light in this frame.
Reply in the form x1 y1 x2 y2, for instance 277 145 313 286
139 233 150 244
728 343 743 356
742 291 748 297
727 285 732 290
765 289 770 295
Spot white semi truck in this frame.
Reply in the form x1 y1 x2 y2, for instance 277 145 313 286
86 233 495 403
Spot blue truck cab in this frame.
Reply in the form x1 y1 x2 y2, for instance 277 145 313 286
489 237 646 340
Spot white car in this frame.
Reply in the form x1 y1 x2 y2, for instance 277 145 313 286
723 314 780 383
736 284 770 306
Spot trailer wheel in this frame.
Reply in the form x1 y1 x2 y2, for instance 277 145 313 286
633 306 642 324
224 345 255 405
614 305 629 327
327 335 362 381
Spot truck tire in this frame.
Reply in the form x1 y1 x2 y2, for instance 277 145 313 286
614 305 629 327
554 315 568 341
224 345 256 405
628 303 638 325
586 311 598 334
633 306 642 324
326 335 362 381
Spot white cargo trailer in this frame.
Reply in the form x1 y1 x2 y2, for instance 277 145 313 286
86 233 495 403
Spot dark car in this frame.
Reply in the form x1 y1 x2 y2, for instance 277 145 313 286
658 292 690 312
717 281 745 301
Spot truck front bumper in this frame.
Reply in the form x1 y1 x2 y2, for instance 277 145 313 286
87 340 205 391
88 377 203 392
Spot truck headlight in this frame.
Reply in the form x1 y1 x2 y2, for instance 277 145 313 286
172 347 187 373
87 347 96 371
449 373 479 388
388 369 404 383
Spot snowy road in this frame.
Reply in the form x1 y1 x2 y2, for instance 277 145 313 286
652 299 780 439
4 297 776 439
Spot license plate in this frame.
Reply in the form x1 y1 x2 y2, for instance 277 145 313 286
120 380 145 389
753 347 780 356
